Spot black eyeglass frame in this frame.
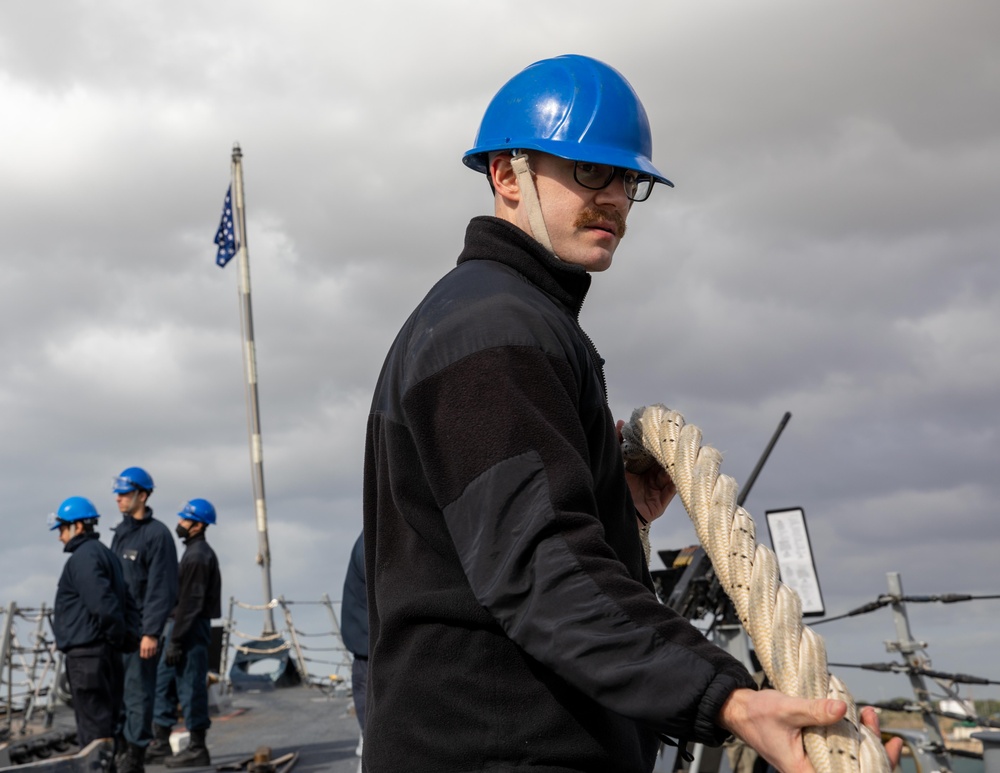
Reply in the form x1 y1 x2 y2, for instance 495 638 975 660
573 161 655 202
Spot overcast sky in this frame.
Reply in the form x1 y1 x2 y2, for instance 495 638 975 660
1 1 998 707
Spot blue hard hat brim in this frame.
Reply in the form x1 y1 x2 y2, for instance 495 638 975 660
50 518 97 531
178 513 214 525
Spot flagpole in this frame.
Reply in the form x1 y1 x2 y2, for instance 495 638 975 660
230 142 276 635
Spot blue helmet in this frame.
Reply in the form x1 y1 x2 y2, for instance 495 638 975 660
113 467 154 494
48 496 100 531
178 498 217 525
463 54 672 187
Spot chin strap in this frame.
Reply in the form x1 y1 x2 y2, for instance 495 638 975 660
510 152 554 253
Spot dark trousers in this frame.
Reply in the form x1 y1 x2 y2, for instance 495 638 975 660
120 645 159 746
65 642 124 747
153 619 211 732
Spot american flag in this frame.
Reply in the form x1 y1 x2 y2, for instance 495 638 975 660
214 185 238 267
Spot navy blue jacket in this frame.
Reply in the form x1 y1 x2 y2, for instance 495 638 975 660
170 532 222 643
110 508 178 638
340 533 368 658
54 532 137 652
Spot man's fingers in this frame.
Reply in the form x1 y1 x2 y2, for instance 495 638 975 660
860 706 904 769
883 736 903 769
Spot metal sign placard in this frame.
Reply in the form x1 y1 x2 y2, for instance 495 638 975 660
764 507 825 617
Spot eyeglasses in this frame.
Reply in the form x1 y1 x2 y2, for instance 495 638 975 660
573 161 655 202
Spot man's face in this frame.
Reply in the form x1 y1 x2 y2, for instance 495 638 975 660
57 522 77 546
116 490 145 518
178 518 203 539
521 153 633 273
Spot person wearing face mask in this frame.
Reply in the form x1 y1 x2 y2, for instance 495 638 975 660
110 466 178 773
146 498 222 768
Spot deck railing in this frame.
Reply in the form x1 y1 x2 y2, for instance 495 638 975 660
0 590 352 740
218 593 353 693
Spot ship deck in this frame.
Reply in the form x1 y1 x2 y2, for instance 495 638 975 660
1 683 362 773
172 683 363 773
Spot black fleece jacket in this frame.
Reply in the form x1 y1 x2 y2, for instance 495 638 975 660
170 532 222 643
363 217 755 773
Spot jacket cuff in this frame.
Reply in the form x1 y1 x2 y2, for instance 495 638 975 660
692 667 759 746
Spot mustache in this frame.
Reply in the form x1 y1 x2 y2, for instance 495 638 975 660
574 207 627 239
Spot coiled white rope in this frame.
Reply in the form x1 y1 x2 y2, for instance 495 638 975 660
621 404 890 773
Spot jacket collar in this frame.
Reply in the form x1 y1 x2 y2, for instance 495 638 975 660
113 506 155 533
64 531 99 553
181 530 207 547
457 216 592 319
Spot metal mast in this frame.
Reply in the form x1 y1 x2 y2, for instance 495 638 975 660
230 142 276 634
884 572 952 773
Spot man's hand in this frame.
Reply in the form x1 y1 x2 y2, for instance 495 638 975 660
164 641 184 668
616 419 675 523
861 705 904 769
718 689 844 773
139 634 159 659
716 689 847 773
719 690 904 773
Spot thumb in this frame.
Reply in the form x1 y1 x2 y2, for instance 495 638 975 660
811 699 847 726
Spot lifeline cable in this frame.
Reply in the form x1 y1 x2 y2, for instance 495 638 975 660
622 404 891 773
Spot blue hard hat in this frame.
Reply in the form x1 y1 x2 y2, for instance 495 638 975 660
463 54 673 187
48 496 101 531
178 498 217 525
113 467 154 494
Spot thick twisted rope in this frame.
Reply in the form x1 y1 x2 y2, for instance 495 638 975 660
621 404 889 773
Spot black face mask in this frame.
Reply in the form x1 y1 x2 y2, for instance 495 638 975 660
175 524 190 540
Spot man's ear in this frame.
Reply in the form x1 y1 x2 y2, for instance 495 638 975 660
489 153 520 204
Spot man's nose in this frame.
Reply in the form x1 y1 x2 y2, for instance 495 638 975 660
594 177 630 213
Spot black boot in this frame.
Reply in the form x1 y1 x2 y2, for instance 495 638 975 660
164 730 210 768
145 725 172 764
113 735 128 773
118 743 146 773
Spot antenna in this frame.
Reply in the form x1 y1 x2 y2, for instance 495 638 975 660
737 411 791 508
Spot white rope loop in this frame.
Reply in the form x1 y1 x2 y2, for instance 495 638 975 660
623 404 888 773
